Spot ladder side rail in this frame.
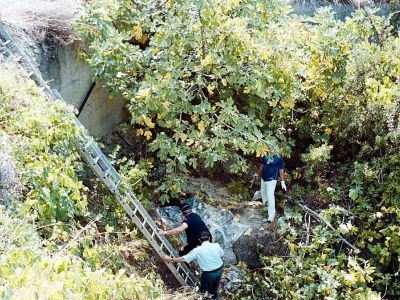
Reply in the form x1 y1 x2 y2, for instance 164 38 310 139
119 193 198 287
123 191 198 285
81 141 121 186
0 24 50 92
79 141 198 286
76 130 121 181
114 192 189 286
124 191 182 257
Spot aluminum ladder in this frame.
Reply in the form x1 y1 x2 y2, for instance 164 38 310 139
0 22 198 287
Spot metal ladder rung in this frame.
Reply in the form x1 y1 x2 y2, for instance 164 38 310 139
132 207 138 216
84 140 94 151
159 241 166 251
93 155 101 164
176 265 181 273
103 168 112 178
139 220 147 230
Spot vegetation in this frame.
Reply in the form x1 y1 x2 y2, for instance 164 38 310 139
76 0 400 298
0 65 164 299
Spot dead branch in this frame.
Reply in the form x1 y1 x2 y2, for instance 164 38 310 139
298 204 359 253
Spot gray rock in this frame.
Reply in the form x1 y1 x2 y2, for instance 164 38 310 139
157 197 249 265
223 265 247 293
232 205 282 267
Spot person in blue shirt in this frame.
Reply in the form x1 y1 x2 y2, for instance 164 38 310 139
251 154 287 223
161 231 224 299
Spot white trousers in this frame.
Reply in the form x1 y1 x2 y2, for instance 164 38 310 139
260 179 277 222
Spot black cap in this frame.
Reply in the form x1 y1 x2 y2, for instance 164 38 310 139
180 203 191 212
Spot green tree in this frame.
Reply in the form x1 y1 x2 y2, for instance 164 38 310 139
76 1 400 297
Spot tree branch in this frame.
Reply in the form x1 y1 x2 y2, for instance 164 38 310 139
298 204 359 253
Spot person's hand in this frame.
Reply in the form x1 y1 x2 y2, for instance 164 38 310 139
250 173 258 187
281 181 287 192
160 256 171 263
158 229 166 235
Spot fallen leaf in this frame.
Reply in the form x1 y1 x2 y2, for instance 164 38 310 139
244 228 253 236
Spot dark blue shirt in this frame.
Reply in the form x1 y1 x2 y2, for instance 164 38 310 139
183 213 211 246
261 155 285 181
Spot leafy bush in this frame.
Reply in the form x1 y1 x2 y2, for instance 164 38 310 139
0 65 87 226
0 63 166 299
0 205 161 299
76 0 400 298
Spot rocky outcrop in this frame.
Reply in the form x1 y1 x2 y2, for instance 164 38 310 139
157 197 249 264
1 2 129 138
156 192 285 267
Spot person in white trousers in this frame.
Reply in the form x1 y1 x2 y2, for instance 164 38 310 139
251 154 286 223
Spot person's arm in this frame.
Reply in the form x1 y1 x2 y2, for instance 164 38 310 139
279 157 287 191
158 222 188 236
250 164 263 186
161 247 198 264
255 164 262 177
160 256 186 263
279 168 285 181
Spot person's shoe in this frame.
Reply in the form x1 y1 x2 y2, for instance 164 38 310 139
252 191 262 201
266 219 276 231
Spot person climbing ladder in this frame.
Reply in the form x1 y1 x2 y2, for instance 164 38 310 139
161 231 224 299
158 203 212 255
251 154 287 223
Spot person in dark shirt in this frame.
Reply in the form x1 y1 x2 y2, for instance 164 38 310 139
251 154 287 223
158 203 212 255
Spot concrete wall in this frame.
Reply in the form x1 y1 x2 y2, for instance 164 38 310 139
39 43 129 137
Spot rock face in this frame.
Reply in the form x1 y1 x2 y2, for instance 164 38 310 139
2 13 128 138
157 197 249 264
232 204 288 268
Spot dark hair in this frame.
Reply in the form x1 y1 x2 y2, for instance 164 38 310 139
180 203 191 212
199 231 211 242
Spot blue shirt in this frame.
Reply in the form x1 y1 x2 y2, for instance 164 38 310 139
261 155 285 181
183 241 224 271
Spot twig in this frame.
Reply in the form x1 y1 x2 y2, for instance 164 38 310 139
298 204 359 253
305 213 311 245
58 214 102 254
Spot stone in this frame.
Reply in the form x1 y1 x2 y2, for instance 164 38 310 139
231 206 280 268
156 197 249 265
223 265 247 293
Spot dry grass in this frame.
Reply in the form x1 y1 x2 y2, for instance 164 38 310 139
0 0 84 44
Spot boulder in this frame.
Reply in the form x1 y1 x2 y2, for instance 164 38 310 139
157 197 249 264
232 204 286 267
156 192 285 268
